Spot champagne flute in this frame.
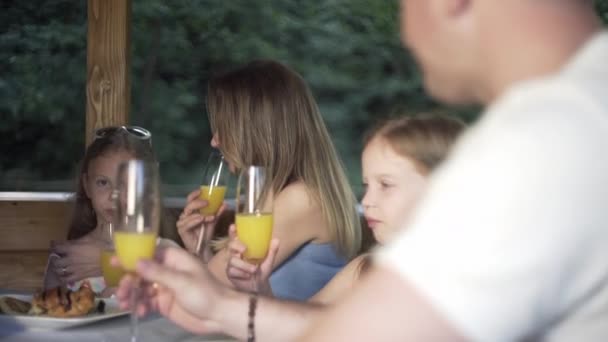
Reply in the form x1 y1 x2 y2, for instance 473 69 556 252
235 166 273 293
113 160 161 342
196 150 229 261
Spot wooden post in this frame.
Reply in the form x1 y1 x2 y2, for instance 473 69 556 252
86 0 132 145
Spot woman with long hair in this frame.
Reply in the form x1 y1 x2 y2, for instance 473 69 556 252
177 60 362 300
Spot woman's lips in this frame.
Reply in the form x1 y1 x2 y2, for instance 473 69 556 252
366 219 380 229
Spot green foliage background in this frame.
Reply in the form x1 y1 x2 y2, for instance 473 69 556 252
2 0 607 196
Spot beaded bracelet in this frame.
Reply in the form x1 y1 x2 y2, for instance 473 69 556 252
247 293 258 342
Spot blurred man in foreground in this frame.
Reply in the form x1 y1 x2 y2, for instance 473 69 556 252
302 0 608 341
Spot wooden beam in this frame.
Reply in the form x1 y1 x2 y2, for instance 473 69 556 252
86 0 132 145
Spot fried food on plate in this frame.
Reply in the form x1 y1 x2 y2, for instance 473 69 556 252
0 296 31 315
30 282 96 318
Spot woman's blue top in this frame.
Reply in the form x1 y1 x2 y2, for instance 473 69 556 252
269 242 346 301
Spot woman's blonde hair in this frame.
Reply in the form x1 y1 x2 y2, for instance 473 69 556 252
207 60 361 259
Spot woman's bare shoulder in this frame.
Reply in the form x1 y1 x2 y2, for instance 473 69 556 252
275 181 316 210
274 181 326 240
309 254 367 305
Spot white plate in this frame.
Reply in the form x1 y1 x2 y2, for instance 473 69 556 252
0 294 129 330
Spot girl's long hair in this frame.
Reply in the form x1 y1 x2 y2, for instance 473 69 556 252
67 131 156 240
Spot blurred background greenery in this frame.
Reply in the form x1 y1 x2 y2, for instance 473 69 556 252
2 0 607 198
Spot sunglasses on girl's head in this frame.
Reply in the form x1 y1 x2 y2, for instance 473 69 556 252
94 126 152 141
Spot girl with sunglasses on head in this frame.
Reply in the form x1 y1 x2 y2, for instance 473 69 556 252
177 60 362 301
43 126 166 295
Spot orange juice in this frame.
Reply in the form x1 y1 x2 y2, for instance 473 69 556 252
236 213 273 264
199 185 226 215
114 231 157 271
100 249 126 286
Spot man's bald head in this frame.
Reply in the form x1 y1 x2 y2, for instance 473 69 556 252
400 0 600 105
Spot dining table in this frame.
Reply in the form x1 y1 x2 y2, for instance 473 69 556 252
0 290 237 342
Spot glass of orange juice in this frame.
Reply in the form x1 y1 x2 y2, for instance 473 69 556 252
112 159 161 342
236 166 273 293
196 150 230 259
100 221 126 289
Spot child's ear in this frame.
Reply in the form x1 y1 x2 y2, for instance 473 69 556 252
446 0 470 17
82 173 91 197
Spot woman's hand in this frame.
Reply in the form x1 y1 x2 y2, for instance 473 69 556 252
114 247 224 335
225 225 279 295
176 188 224 254
50 239 104 284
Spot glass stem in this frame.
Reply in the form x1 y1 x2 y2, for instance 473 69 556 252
196 222 208 262
252 267 259 295
130 276 140 342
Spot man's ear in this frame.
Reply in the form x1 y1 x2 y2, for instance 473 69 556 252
437 0 471 18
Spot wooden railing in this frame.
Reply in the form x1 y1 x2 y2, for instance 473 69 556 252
0 192 184 292
0 197 70 291
0 192 372 292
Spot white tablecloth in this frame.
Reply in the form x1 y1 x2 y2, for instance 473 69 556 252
0 290 236 342
0 314 236 342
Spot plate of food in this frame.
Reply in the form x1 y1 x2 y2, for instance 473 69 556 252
0 282 129 330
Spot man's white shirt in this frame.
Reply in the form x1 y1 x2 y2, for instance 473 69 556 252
379 32 608 342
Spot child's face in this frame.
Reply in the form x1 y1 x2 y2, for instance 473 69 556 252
361 137 428 244
83 149 134 225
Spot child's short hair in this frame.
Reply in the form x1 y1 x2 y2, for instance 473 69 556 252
359 113 466 272
364 113 466 173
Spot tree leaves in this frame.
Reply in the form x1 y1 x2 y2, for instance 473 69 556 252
2 0 607 194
